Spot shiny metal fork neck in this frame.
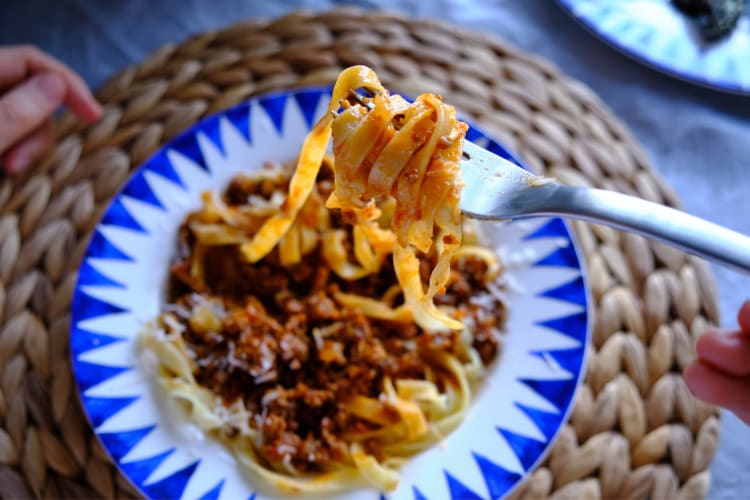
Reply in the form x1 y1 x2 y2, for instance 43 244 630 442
459 141 750 274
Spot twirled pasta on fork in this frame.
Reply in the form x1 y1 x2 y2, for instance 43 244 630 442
241 65 469 332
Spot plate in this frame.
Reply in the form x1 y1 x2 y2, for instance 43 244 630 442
558 0 750 95
70 87 590 500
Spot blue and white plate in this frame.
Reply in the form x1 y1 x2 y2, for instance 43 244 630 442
558 0 750 95
70 87 590 500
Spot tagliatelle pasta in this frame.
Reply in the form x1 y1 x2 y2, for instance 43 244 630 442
241 65 468 332
141 66 508 495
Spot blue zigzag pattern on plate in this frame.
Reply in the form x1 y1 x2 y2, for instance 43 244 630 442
98 425 156 462
73 360 129 394
224 101 252 142
100 196 147 233
77 260 127 288
142 460 200 500
445 471 483 500
473 452 523 500
198 479 226 500
145 149 187 189
169 124 213 171
86 229 134 261
412 486 428 500
259 93 288 134
83 395 139 427
538 312 588 345
122 170 166 209
540 276 587 306
70 329 125 357
497 428 548 472
120 449 175 486
294 89 325 128
70 86 589 500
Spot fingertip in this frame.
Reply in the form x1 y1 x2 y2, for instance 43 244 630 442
683 362 701 394
695 327 750 376
68 91 102 123
60 71 101 123
1 150 25 173
90 98 102 118
683 361 750 419
738 300 750 333
4 153 30 173
694 328 719 358
86 99 103 122
683 361 723 405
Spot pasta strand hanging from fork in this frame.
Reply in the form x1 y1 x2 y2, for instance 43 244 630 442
240 65 468 331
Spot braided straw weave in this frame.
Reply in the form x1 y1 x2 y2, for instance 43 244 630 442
0 8 721 499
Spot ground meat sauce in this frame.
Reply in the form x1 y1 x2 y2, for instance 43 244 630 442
167 165 506 473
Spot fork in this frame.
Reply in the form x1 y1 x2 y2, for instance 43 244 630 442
343 89 750 273
459 140 750 274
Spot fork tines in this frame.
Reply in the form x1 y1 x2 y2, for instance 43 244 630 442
347 89 375 110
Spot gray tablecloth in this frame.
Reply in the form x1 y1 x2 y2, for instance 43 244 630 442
1 0 747 497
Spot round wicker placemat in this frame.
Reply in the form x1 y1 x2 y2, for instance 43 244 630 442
0 8 721 499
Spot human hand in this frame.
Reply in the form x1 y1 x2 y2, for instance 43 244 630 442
685 300 750 425
0 45 101 173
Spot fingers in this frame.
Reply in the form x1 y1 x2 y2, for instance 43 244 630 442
738 300 750 333
0 45 101 123
1 120 55 173
0 72 66 154
0 46 102 173
685 361 750 425
695 327 750 376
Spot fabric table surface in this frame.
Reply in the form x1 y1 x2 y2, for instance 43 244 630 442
1 0 748 498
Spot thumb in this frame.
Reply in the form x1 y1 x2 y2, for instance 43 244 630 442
0 72 66 154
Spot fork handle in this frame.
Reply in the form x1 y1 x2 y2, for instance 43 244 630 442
527 184 750 274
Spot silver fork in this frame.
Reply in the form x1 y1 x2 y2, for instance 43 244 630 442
344 90 750 273
459 140 750 274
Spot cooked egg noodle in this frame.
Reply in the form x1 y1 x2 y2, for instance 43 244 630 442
141 304 481 494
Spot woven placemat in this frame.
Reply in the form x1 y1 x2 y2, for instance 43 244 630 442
0 7 721 499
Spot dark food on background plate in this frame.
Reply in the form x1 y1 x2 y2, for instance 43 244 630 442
673 0 748 41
